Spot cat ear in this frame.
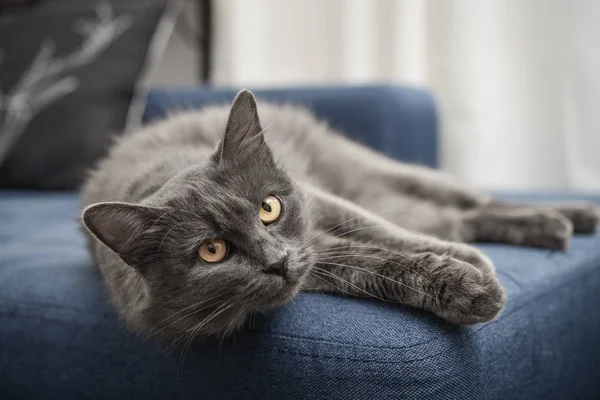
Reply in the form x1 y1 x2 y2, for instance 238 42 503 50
214 89 273 163
82 202 165 268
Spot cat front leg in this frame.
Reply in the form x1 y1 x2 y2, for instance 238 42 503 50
305 234 506 325
303 182 497 275
303 185 506 324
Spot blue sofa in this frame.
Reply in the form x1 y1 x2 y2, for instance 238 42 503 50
1 85 599 399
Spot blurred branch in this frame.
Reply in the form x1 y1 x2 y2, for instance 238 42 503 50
0 1 132 163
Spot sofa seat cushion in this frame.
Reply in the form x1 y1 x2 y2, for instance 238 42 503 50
1 191 599 399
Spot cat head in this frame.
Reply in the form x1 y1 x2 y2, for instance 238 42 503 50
82 90 313 338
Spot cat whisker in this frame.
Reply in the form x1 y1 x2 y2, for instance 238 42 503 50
302 206 414 249
218 306 247 356
146 293 226 338
309 270 354 297
141 284 218 317
330 225 389 239
312 245 435 281
310 268 399 304
174 301 236 373
164 298 236 359
303 217 363 249
314 252 434 285
183 302 236 351
315 261 434 299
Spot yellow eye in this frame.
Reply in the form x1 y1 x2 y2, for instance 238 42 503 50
259 195 282 224
198 239 228 263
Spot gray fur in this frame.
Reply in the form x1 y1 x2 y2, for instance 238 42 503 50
81 90 599 339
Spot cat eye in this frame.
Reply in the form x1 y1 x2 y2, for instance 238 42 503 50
198 239 229 263
259 195 282 224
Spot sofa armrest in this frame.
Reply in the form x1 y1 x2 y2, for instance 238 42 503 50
144 84 439 168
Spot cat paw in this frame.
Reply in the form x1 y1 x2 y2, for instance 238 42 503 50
522 212 573 250
553 203 600 234
426 255 506 325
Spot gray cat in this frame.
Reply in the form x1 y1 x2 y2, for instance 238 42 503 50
81 90 599 341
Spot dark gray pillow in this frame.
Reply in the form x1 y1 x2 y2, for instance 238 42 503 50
0 0 181 189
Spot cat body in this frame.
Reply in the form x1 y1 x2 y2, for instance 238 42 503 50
81 91 599 339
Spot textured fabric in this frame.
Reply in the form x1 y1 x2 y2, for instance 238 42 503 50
144 85 439 168
1 191 599 399
0 0 180 189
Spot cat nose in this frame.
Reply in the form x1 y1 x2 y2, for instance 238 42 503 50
263 254 289 277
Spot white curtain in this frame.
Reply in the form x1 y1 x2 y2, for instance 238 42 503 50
212 0 600 191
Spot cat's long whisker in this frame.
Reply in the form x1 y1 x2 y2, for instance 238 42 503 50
168 299 236 358
315 261 434 299
302 217 363 249
163 298 235 359
302 205 414 249
148 296 218 336
312 243 443 282
313 250 428 273
314 243 435 267
313 244 433 272
312 267 399 304
329 225 387 239
309 270 358 298
174 301 236 371
304 272 330 294
310 268 399 304
147 293 226 338
331 224 445 243
315 253 434 285
315 249 430 267
218 306 247 355
142 284 221 318
146 302 221 342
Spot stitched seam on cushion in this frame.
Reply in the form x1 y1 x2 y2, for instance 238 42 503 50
261 327 460 351
261 346 448 365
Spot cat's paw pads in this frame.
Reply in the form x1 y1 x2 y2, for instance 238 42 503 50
555 203 600 234
431 258 506 325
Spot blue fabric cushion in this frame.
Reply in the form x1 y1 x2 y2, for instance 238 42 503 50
1 191 599 399
144 85 439 168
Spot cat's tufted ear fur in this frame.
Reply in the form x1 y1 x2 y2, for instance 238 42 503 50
82 202 166 269
213 89 273 164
